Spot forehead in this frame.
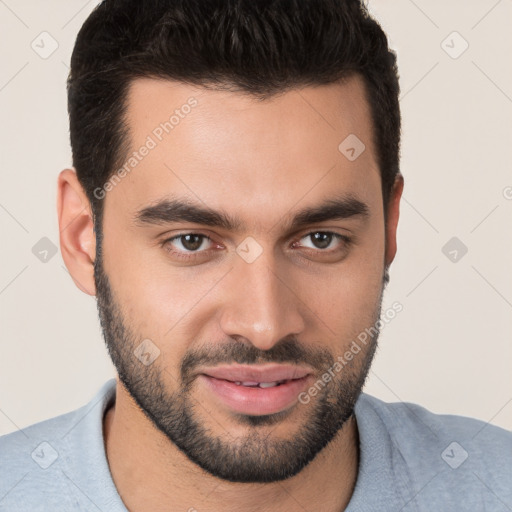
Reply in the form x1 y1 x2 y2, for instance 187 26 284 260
105 75 381 233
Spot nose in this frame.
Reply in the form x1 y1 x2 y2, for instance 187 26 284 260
218 249 306 351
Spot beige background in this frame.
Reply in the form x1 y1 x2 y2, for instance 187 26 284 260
0 0 511 436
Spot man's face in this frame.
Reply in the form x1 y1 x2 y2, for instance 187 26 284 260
95 75 391 483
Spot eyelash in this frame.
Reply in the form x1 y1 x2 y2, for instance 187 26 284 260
160 231 352 261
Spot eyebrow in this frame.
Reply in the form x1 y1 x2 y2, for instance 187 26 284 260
133 193 370 233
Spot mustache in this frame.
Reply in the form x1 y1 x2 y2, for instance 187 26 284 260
180 336 334 386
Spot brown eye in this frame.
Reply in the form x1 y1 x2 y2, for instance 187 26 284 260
175 234 205 251
297 232 350 251
162 233 214 259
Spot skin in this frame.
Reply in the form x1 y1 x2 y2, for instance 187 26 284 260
57 74 404 511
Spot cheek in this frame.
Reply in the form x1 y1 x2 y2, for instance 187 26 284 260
304 235 385 340
100 227 174 340
104 237 224 346
304 272 382 344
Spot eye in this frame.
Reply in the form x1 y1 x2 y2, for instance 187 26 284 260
161 233 215 260
294 231 351 252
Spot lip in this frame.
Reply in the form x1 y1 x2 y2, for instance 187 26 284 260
200 363 312 383
198 364 314 416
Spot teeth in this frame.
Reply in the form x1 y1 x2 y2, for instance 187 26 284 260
233 380 287 388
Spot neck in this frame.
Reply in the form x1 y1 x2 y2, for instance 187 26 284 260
103 380 360 512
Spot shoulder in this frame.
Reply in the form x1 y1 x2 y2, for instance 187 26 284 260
0 405 86 511
357 392 512 449
0 379 115 461
0 379 117 511
0 402 86 482
354 393 512 509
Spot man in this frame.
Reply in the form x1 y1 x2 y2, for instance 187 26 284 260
1 0 510 510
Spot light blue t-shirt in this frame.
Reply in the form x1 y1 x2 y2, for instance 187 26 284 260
1 378 511 511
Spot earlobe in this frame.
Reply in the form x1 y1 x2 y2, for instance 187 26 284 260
57 168 97 296
384 172 404 267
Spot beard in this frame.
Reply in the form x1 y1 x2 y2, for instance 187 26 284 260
94 235 388 483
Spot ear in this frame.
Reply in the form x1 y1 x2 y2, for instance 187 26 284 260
384 172 404 267
57 168 96 296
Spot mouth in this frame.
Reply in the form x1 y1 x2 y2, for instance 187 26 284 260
198 364 313 416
